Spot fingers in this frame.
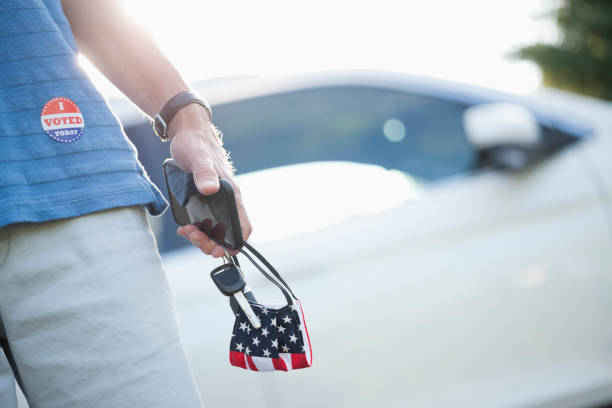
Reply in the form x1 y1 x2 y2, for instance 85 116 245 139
177 225 213 254
177 226 240 258
177 225 219 256
192 156 220 196
211 246 226 258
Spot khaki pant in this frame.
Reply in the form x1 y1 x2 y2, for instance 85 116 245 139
0 206 204 408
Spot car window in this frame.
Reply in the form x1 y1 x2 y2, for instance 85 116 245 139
214 86 475 181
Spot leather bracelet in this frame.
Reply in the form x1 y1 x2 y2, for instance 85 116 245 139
153 91 212 141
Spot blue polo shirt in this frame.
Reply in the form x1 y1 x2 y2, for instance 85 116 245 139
0 0 167 227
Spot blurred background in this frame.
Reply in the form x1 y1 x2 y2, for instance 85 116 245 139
83 1 612 407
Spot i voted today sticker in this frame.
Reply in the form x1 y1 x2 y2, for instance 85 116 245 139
40 97 84 143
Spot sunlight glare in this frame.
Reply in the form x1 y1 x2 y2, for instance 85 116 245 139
82 0 551 98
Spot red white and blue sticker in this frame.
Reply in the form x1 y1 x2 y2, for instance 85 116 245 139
40 97 84 143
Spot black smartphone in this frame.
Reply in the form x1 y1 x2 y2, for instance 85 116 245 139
163 159 244 250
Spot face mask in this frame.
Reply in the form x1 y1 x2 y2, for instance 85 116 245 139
210 242 312 371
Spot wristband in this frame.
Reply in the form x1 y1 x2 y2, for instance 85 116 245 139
153 91 212 141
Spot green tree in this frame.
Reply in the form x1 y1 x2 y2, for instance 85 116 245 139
514 0 612 100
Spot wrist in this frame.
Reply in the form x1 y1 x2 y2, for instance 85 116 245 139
167 103 213 141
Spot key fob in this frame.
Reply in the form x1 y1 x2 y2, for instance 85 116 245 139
163 159 244 250
211 264 246 296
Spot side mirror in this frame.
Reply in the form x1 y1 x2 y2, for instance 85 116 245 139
463 103 543 171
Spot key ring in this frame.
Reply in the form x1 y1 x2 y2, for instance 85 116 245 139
222 247 232 265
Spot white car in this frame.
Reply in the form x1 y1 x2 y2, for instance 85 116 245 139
125 71 612 407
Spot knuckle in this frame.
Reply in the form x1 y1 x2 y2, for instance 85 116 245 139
193 165 216 178
191 153 216 174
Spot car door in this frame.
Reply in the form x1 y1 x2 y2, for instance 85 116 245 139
164 85 612 408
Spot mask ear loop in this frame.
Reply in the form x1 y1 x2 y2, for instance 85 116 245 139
240 243 297 300
221 244 295 306
237 247 295 306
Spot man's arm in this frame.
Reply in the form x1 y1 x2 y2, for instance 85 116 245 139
61 0 252 258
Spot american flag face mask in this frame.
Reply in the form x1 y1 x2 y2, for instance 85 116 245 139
211 242 312 372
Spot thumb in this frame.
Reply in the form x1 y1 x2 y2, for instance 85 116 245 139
192 157 220 195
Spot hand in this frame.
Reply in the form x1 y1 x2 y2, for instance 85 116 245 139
168 104 252 258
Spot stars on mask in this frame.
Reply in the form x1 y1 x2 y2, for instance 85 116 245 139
232 306 307 362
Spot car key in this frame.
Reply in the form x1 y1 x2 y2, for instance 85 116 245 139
210 263 261 329
230 286 257 316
